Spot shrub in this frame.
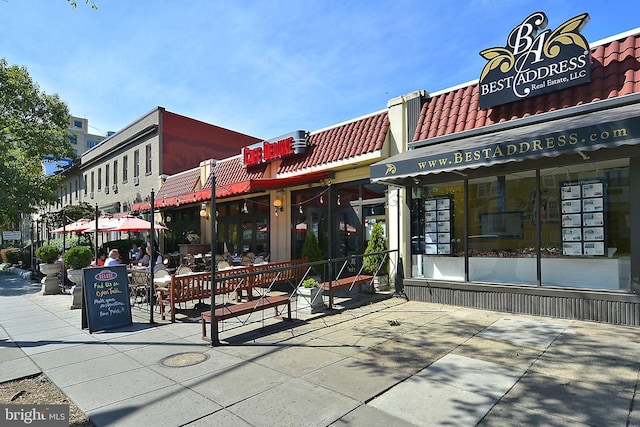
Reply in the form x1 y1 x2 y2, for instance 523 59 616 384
63 245 93 269
363 222 388 275
302 231 323 276
35 244 60 264
301 278 320 288
4 249 23 265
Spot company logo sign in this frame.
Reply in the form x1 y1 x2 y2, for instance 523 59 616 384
95 270 117 281
1 404 68 426
242 130 308 167
478 12 591 109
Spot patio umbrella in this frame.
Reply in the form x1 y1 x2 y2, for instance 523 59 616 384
83 216 120 233
107 216 167 232
52 218 92 233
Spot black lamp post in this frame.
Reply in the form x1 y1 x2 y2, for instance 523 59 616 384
150 189 155 324
208 163 217 346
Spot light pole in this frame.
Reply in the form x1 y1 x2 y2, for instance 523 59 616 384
208 163 217 346
150 189 156 324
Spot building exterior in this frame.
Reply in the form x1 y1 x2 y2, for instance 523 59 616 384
53 107 260 215
133 112 390 263
372 14 640 325
69 116 106 156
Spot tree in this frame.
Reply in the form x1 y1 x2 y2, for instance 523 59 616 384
302 231 323 276
0 58 74 225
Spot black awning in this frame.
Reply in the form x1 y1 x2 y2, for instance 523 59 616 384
371 103 640 185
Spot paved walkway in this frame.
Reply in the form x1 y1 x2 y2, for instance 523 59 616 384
1 270 639 426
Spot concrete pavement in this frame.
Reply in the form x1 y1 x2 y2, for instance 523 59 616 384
1 268 639 426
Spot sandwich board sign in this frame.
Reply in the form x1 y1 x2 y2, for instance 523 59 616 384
82 265 132 333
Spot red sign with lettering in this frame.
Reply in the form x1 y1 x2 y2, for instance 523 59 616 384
242 130 307 167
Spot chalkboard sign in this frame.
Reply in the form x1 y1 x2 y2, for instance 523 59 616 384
82 265 132 333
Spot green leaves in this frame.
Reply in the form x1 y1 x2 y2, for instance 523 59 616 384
0 58 73 224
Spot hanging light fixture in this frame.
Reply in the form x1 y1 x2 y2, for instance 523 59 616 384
273 197 283 216
242 200 248 214
199 203 209 218
299 204 303 214
320 194 324 204
337 194 341 206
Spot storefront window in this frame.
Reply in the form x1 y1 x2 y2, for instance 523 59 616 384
540 159 630 290
216 196 269 257
409 158 631 291
411 181 464 280
468 172 537 285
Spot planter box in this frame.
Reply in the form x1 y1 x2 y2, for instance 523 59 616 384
296 286 326 313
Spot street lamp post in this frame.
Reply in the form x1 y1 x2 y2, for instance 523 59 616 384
208 164 218 346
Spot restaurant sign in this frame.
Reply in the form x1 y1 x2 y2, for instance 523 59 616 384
243 130 308 167
478 11 591 109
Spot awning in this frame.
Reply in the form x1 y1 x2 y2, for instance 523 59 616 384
249 171 330 189
132 172 330 212
371 102 640 185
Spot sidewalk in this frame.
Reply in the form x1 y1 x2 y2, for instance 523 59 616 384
1 269 639 426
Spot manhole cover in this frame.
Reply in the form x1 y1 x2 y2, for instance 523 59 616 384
160 352 209 367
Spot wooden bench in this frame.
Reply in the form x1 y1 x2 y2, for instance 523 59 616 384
158 267 252 322
251 258 308 291
201 295 292 344
320 274 374 309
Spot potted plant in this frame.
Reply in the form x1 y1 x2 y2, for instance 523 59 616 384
64 246 93 283
363 222 389 291
297 277 325 313
302 231 324 279
63 245 93 309
35 244 62 295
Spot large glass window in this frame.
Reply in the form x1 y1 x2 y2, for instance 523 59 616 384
540 159 630 290
409 158 631 291
468 172 537 285
215 197 270 257
411 181 464 280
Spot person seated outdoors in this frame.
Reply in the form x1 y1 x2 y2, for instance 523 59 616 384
129 243 141 263
91 251 106 266
139 245 163 269
104 249 120 266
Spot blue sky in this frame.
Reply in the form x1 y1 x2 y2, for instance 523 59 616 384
1 1 639 140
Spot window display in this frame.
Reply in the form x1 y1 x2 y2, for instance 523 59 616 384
560 179 605 256
424 195 453 255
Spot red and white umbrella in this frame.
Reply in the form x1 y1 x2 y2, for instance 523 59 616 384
83 216 120 233
52 218 92 233
106 216 167 232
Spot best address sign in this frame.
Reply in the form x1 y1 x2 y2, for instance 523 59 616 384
478 11 591 109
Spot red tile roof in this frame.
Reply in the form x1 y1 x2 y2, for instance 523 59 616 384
278 111 389 173
413 31 640 142
133 111 389 212
156 168 201 200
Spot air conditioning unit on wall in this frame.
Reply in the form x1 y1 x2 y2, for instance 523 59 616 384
104 187 109 194
133 177 139 186
90 192 94 199
112 185 118 193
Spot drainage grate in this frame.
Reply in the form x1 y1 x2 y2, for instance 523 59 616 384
160 352 209 368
